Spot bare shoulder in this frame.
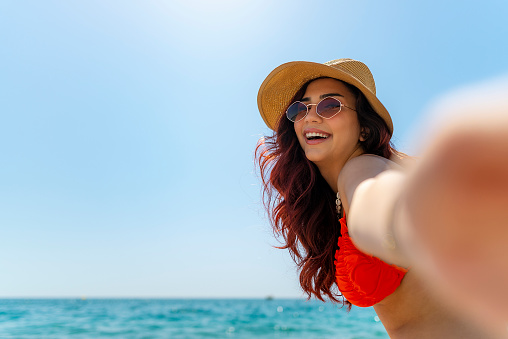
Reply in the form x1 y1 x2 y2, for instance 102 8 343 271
338 154 402 189
343 154 401 172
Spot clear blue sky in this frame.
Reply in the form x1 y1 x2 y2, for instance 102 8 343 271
1 0 507 298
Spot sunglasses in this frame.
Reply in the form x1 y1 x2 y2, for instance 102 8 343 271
286 97 356 123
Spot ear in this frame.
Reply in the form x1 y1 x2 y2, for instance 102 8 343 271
360 127 370 142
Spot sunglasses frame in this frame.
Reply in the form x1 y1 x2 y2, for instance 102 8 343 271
286 97 357 123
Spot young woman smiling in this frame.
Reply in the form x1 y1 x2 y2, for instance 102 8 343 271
256 59 505 338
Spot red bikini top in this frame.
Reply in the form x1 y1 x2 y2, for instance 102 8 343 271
334 215 408 307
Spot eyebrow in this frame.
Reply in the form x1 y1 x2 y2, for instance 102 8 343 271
300 93 344 102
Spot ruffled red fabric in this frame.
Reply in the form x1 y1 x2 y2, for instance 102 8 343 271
334 215 408 307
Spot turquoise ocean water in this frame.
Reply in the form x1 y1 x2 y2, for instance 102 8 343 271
0 299 389 338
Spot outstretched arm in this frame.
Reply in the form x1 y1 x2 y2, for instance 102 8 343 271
340 78 508 337
337 154 410 267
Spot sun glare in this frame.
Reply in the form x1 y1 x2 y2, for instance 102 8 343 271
161 0 265 30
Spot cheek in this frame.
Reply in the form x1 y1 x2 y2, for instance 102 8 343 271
340 115 362 138
294 122 305 147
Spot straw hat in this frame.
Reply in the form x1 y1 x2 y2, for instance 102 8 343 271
257 58 393 134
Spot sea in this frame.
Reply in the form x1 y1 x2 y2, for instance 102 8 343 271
0 298 389 338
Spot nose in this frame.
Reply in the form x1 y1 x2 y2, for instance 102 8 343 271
304 103 322 123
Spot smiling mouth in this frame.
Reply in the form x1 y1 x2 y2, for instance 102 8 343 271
305 132 330 140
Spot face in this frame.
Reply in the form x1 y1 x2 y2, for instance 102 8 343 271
293 78 365 169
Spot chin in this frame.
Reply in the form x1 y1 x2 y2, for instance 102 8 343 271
304 150 327 163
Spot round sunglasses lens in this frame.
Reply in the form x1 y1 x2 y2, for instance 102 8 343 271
317 97 342 118
286 102 307 122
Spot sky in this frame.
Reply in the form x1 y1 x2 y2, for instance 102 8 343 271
1 0 508 298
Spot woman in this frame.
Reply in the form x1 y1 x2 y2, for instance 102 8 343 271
255 59 498 338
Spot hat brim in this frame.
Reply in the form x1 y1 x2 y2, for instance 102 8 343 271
257 61 393 134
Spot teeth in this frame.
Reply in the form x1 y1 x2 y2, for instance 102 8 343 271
305 132 329 139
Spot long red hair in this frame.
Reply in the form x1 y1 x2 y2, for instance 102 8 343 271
256 78 400 306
